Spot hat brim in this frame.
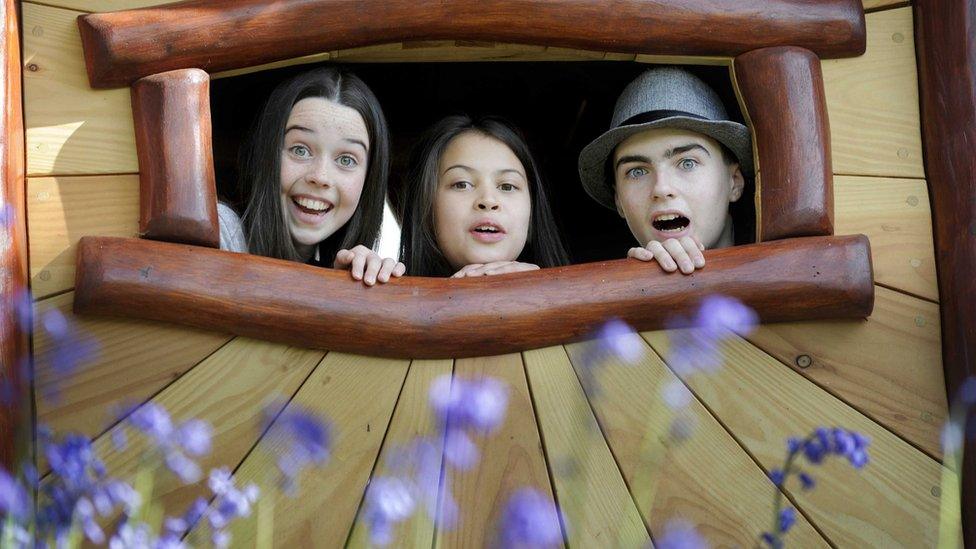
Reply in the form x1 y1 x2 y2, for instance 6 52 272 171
578 117 753 210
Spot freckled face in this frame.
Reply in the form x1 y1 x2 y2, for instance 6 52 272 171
280 97 370 260
613 128 743 250
433 132 532 270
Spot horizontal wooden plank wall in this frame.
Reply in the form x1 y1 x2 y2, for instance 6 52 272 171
20 0 947 546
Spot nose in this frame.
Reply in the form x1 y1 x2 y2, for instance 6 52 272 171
476 187 500 211
305 159 333 188
650 172 677 201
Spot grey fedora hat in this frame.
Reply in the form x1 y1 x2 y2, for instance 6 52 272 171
578 67 753 210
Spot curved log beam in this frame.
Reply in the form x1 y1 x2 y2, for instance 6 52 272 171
132 68 219 248
77 0 866 89
74 235 874 359
914 0 976 544
1 0 28 468
734 46 833 241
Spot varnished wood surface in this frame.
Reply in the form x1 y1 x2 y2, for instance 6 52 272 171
1 0 27 467
131 68 218 247
73 235 874 359
914 0 976 542
734 47 833 241
77 0 865 88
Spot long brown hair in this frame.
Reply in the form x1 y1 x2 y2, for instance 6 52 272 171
400 115 569 276
238 68 390 265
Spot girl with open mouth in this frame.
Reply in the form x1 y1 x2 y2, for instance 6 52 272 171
400 115 569 278
217 68 405 286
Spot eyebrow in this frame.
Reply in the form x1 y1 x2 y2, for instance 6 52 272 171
284 126 369 153
615 143 711 169
442 165 526 179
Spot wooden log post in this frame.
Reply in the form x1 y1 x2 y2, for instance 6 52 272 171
131 68 219 248
0 0 29 468
914 0 976 544
733 46 833 241
77 0 865 89
74 235 874 359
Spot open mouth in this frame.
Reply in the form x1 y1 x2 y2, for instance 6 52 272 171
472 225 502 234
292 196 333 216
651 213 690 233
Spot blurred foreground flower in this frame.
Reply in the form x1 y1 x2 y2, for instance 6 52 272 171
763 427 871 547
497 487 564 547
263 405 332 494
656 519 709 549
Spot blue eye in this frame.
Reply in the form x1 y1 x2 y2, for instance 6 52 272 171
289 145 311 158
337 154 358 168
626 167 648 179
679 158 699 171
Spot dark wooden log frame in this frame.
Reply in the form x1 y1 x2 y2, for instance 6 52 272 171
131 68 219 248
914 0 976 544
77 0 865 89
0 0 28 468
74 234 874 359
734 47 834 242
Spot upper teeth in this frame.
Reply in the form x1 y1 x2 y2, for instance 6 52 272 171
476 225 498 232
655 213 681 222
296 197 330 212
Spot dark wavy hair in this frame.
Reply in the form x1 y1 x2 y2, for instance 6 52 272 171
238 67 390 266
400 115 569 277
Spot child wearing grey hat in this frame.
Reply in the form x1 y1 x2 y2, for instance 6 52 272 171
578 67 751 274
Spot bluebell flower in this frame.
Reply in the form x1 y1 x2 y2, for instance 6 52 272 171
443 428 478 470
695 295 759 338
263 406 331 494
109 521 152 549
662 379 693 410
176 419 211 457
128 403 214 483
498 488 564 547
667 295 758 378
798 472 815 490
39 309 99 401
363 476 416 546
129 402 174 442
0 467 29 520
768 469 785 486
429 375 509 434
207 467 259 536
778 507 796 533
594 318 644 364
657 519 709 549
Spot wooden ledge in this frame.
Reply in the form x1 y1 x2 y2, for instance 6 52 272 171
77 0 865 88
74 235 874 359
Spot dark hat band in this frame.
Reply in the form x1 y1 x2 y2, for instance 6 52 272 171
619 109 709 127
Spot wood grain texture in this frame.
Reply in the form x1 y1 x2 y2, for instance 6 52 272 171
643 330 956 547
33 292 232 456
90 338 322 530
834 175 938 301
77 0 865 88
862 0 908 10
1 0 28 468
346 359 453 548
746 286 946 459
437 354 558 548
914 0 976 543
131 68 218 247
822 7 924 178
523 346 650 547
23 3 137 175
73 235 875 359
195 352 410 548
734 46 833 241
562 337 827 546
27 174 139 299
31 0 180 12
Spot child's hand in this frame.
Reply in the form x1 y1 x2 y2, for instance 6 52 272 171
628 236 705 274
450 261 540 278
335 245 406 286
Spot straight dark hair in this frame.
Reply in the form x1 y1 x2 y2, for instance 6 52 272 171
238 67 390 265
400 115 570 277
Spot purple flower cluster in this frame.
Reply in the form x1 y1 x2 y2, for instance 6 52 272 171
127 402 213 483
363 375 510 546
262 405 331 494
498 488 565 547
206 468 260 547
762 427 871 548
577 319 644 395
667 295 758 377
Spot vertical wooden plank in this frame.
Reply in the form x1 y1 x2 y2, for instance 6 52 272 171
563 340 827 547
437 354 558 548
93 338 323 522
33 292 231 449
745 286 946 458
643 330 957 547
347 359 453 547
206 353 410 548
523 346 649 548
